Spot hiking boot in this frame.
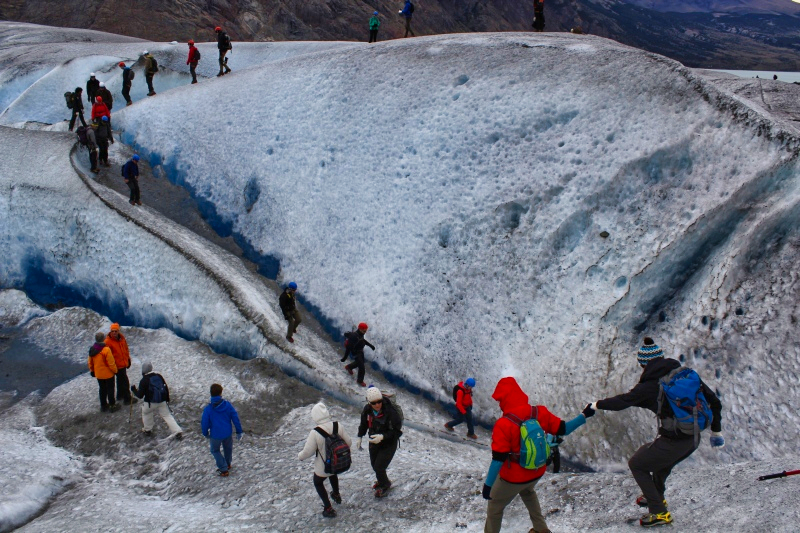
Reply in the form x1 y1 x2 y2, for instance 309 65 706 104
528 529 553 533
375 486 391 498
218 470 229 477
443 423 454 431
108 403 121 411
467 433 478 439
345 366 353 375
286 335 294 343
172 432 183 440
322 506 336 518
101 406 109 412
636 496 667 509
126 102 132 106
372 481 380 489
640 512 672 527
136 201 142 206
147 92 156 96
91 168 100 174
357 381 366 387
191 80 197 84
141 429 153 436
217 72 224 77
330 491 341 504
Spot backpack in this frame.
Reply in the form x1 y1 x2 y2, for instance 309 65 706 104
409 2 415 14
657 367 713 445
129 69 135 80
223 34 232 50
314 422 352 475
194 48 201 61
151 56 159 72
504 406 551 470
381 390 404 426
452 384 463 402
64 92 75 109
148 374 167 403
76 126 89 146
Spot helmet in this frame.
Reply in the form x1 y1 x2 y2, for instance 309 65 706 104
188 39 195 45
90 72 96 77
374 11 379 15
358 322 368 331
465 377 476 388
98 82 105 88
96 96 102 102
215 26 222 32
110 323 120 331
118 62 125 67
142 50 148 55
288 282 298 290
101 115 108 122
132 154 140 161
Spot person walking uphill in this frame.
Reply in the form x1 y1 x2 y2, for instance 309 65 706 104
369 11 380 43
122 154 141 206
483 376 594 533
399 1 415 37
67 87 86 132
201 383 243 477
118 62 133 106
86 73 99 104
131 362 182 437
88 332 119 412
279 282 301 342
445 377 477 439
105 323 136 405
343 322 375 387
357 387 403 498
187 40 200 84
587 337 724 528
298 403 353 518
215 26 232 76
91 96 110 122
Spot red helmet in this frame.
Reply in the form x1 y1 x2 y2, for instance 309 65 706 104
96 96 102 102
358 322 368 331
188 39 195 45
215 26 221 32
118 61 125 67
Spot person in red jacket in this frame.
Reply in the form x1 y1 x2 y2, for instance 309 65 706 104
482 377 595 533
91 96 110 121
187 40 200 84
444 377 476 438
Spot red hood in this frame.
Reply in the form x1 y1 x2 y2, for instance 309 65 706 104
492 377 529 415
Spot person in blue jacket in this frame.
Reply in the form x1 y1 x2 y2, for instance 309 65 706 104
400 1 415 38
121 154 141 206
201 383 243 477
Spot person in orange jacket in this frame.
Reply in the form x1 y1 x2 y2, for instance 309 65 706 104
88 331 119 412
91 96 110 122
482 377 595 533
105 323 137 405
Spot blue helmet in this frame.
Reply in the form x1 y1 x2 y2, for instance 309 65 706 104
374 11 378 15
132 154 140 161
288 282 298 290
465 377 476 388
101 115 109 122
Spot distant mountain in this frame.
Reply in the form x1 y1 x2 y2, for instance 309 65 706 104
1 0 799 70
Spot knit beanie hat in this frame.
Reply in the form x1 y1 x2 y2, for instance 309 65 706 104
142 361 153 375
637 337 664 366
366 387 383 403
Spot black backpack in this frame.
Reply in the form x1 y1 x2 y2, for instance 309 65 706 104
148 374 167 403
223 33 232 50
409 2 414 14
314 422 352 474
151 56 159 72
452 384 463 402
195 48 201 61
128 69 136 80
64 92 75 109
76 126 89 146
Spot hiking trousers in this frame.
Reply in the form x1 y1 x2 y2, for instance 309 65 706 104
313 473 339 508
122 83 132 105
369 29 378 43
404 18 415 37
446 406 474 436
97 138 109 164
142 401 182 433
116 367 131 401
209 435 233 472
345 351 366 383
69 109 86 131
485 477 547 533
89 148 98 171
146 73 155 94
189 61 198 83
369 440 397 489
126 177 141 204
629 435 697 514
97 377 115 409
286 309 301 339
218 50 231 74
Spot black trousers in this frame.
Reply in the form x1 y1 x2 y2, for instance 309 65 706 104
116 367 131 401
145 74 155 94
533 11 545 31
126 178 141 204
629 436 697 514
97 377 115 408
97 138 109 164
345 351 366 383
369 29 378 43
369 440 397 489
69 109 86 131
122 84 132 104
404 18 415 37
89 148 98 171
190 62 197 82
313 474 339 508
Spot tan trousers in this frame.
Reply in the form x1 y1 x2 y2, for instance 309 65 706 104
142 402 182 434
484 477 547 533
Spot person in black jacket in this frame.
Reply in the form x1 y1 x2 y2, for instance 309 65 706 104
86 73 99 104
279 282 301 342
119 62 133 106
96 82 113 111
342 322 375 387
357 387 402 497
68 87 86 131
532 0 545 32
215 26 232 76
588 337 724 527
94 116 114 168
122 155 141 205
131 361 182 437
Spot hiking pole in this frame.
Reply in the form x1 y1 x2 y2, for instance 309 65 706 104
758 470 800 481
129 397 133 425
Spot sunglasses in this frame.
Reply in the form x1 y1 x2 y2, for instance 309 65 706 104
370 400 383 406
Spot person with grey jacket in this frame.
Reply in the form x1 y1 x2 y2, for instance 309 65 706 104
298 403 353 518
86 124 99 173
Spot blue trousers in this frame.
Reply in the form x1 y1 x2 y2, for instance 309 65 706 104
209 436 233 472
446 406 474 436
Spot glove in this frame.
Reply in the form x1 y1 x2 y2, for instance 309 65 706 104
127 362 131 369
482 483 492 500
710 432 725 448
369 434 384 445
90 371 95 377
582 403 596 418
546 434 563 448
356 437 363 450
236 433 242 442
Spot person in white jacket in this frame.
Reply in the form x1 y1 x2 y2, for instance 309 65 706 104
298 403 353 518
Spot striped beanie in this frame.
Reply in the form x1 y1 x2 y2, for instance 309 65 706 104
637 337 664 366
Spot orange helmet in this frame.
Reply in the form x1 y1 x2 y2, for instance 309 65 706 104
118 61 125 67
215 26 221 32
96 96 103 103
188 39 195 45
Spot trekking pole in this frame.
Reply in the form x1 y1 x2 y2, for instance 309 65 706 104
758 470 800 481
129 397 133 425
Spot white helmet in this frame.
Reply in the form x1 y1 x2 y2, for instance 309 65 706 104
99 82 105 88
90 72 96 77
142 50 148 55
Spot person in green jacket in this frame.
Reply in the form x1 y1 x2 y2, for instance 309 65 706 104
369 11 380 43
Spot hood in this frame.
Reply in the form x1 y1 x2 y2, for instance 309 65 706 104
89 342 105 357
209 396 227 410
311 403 331 425
491 377 529 414
640 357 681 383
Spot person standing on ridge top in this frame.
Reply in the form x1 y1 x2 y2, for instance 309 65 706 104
131 361 183 437
86 73 99 105
483 376 595 533
122 154 141 205
94 115 113 168
298 403 353 518
187 40 200 84
143 50 158 96
357 387 403 498
342 322 375 387
105 323 136 405
215 26 232 77
279 281 301 342
369 11 380 43
68 87 86 132
532 0 545 32
96 82 113 110
201 383 243 477
118 62 133 106
444 377 477 439
88 331 119 412
586 337 724 527
399 0 415 38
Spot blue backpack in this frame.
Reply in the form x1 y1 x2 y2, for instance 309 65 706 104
503 406 551 470
657 367 713 445
148 374 167 403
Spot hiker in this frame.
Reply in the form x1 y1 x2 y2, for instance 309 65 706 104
105 323 136 405
369 11 380 43
91 96 110 122
532 0 545 32
96 82 113 110
68 87 86 132
187 40 200 84
399 1 415 38
86 73 99 104
122 155 141 206
142 50 158 96
85 122 99 173
357 387 403 497
444 377 476 439
119 62 133 106
279 281 301 342
88 331 118 412
215 26 232 76
131 362 182 437
587 337 724 527
483 376 594 533
298 403 353 518
95 116 113 168
343 322 375 387
201 383 243 477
